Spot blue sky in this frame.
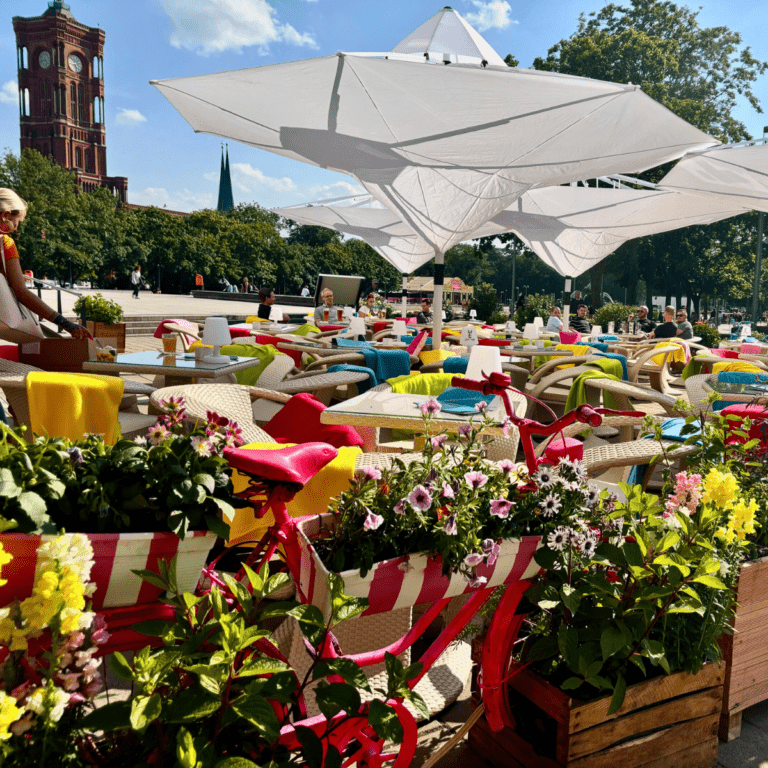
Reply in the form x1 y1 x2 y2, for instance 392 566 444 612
1 0 767 213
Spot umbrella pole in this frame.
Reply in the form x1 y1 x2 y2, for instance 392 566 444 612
401 275 408 319
433 249 444 351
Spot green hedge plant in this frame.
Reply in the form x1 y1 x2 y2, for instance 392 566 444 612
73 293 124 325
591 302 634 333
513 294 554 327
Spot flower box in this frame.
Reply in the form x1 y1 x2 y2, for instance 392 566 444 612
718 553 768 741
468 653 724 768
296 512 541 621
86 320 126 352
0 530 216 610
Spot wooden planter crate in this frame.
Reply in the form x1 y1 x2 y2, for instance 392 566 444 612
718 553 768 741
469 641 723 768
86 320 126 352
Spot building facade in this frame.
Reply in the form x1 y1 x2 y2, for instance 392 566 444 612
12 1 127 201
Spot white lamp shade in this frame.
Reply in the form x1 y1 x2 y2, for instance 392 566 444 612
523 323 538 340
347 317 366 337
466 345 502 380
469 309 478 319
533 316 544 329
392 320 408 337
442 311 446 321
203 317 232 347
343 306 355 320
460 325 479 346
505 320 517 334
591 325 602 338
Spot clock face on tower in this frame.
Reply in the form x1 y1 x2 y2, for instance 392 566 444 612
67 53 83 73
38 51 51 69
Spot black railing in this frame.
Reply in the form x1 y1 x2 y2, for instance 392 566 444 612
32 279 82 315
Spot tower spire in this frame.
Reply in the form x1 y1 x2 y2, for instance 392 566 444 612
216 143 234 211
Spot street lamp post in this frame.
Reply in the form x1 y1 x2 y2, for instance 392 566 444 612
751 127 768 324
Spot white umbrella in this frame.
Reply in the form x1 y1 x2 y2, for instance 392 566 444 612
151 7 718 345
659 143 768 212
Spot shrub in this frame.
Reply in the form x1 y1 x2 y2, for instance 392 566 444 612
469 282 499 322
489 309 510 325
73 293 124 325
591 302 634 332
513 294 554 327
693 322 721 348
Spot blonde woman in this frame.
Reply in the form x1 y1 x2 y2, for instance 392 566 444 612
0 189 89 339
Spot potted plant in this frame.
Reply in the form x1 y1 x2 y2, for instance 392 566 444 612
73 293 127 351
468 458 754 768
0 536 418 767
0 396 240 610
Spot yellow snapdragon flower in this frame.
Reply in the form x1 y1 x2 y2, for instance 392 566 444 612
702 468 739 510
0 692 22 741
0 543 11 588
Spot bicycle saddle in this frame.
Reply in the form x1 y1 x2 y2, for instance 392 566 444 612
224 443 338 488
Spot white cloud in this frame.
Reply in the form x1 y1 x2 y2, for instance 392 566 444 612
129 187 214 212
231 162 297 193
308 180 365 199
159 0 317 55
0 81 18 105
464 1 517 32
115 108 147 125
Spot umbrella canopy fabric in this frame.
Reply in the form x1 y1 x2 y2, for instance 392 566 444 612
152 57 717 256
275 185 746 279
659 144 768 214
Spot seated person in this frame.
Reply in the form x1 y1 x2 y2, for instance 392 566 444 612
627 305 656 334
358 292 376 317
313 287 341 324
257 288 289 322
649 306 679 339
546 306 563 332
417 297 433 325
569 304 591 335
675 308 693 340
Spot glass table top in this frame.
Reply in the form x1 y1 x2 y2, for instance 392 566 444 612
91 350 255 371
710 379 768 396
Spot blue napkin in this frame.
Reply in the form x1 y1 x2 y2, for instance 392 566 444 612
443 357 469 374
327 363 377 393
627 418 703 484
583 342 609 353
594 352 629 380
436 386 490 413
713 371 768 410
399 335 432 345
598 335 619 342
332 337 371 347
360 348 411 382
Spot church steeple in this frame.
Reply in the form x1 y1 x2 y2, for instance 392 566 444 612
216 144 234 211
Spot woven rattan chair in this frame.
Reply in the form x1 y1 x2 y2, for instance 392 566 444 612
149 384 423 475
684 373 768 415
583 378 692 418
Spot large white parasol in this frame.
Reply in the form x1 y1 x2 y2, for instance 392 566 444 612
151 7 718 344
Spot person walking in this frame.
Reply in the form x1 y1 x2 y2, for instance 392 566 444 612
0 188 88 338
300 285 310 297
131 265 144 299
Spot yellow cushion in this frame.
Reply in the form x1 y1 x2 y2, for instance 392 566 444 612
26 372 124 445
652 342 687 367
226 442 361 547
713 361 765 374
246 316 268 324
419 348 454 366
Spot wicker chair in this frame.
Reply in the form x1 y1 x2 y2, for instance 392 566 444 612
149 384 423 475
684 373 768 415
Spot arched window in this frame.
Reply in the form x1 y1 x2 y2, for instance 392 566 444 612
23 89 30 117
93 97 100 124
70 83 77 121
75 147 82 168
78 84 84 121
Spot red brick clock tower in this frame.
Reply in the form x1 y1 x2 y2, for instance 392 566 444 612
12 1 127 202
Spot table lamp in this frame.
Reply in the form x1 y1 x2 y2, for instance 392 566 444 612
343 306 355 320
442 311 446 321
203 317 232 363
346 317 366 339
523 323 538 341
392 319 408 338
505 320 517 334
469 309 478 320
466 345 502 381
533 316 544 332
591 325 602 340
459 324 479 350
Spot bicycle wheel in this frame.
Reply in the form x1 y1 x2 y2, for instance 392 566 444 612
478 579 531 732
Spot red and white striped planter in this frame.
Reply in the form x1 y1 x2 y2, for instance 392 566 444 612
297 513 541 621
0 531 216 610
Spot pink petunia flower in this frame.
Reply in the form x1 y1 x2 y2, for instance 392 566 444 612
360 466 382 482
464 552 484 567
441 481 455 500
490 498 512 518
443 514 457 535
364 511 384 531
464 471 489 490
482 538 501 566
419 399 442 416
431 434 448 450
408 485 433 511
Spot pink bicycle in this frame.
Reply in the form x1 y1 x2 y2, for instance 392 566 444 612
215 371 638 767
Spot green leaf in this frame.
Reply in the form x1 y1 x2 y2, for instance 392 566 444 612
204 512 231 540
328 571 368 624
368 699 404 744
162 688 221 724
607 676 627 715
237 657 290 677
194 472 216 494
560 677 582 690
693 574 727 589
231 693 280 742
130 693 162 733
657 531 680 552
176 727 198 768
295 726 324 768
214 759 260 768
521 635 559 663
314 682 362 718
132 619 179 638
79 701 131 732
285 604 327 647
130 568 168 592
313 658 371 691
560 584 581 615
558 625 579 669
109 651 134 681
17 491 49 528
600 625 626 661
0 468 21 498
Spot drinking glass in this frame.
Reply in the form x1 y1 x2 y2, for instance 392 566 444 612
162 334 177 354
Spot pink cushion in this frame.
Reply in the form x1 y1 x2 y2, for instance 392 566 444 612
544 436 583 465
228 327 251 338
264 393 364 449
741 343 762 355
407 330 428 355
709 348 739 359
479 338 511 347
318 324 346 332
373 322 389 335
559 331 581 344
720 404 768 449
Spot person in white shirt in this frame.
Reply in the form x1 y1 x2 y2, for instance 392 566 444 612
546 306 563 333
358 293 376 317
301 285 310 297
